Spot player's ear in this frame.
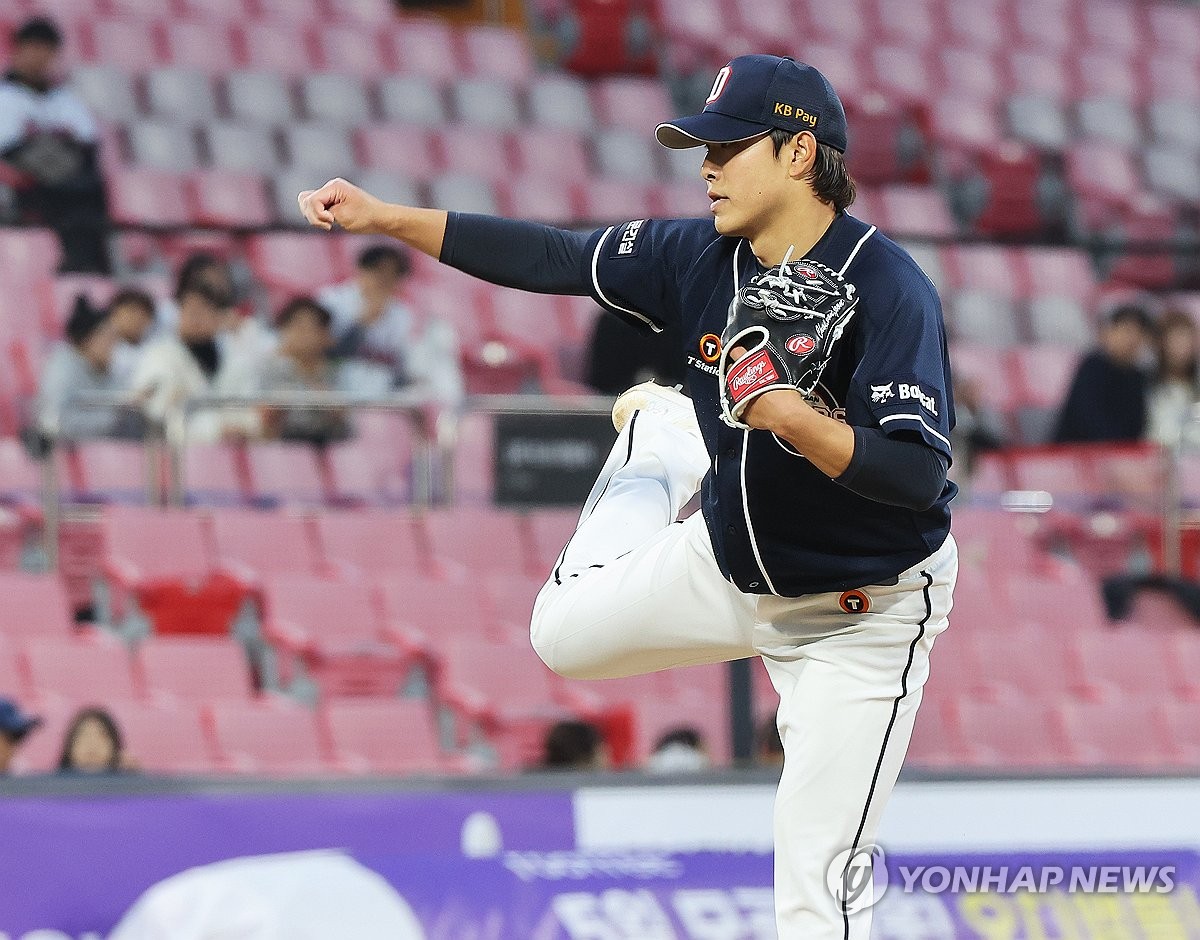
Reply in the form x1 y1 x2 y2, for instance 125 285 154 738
788 132 817 180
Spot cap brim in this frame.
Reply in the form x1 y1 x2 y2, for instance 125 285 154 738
655 112 773 149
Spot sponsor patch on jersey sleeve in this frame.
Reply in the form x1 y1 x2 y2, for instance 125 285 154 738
607 219 648 259
863 376 952 455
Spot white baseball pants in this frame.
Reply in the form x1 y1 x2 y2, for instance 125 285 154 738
531 409 957 939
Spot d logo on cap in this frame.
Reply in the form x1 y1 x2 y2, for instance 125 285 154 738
706 65 732 104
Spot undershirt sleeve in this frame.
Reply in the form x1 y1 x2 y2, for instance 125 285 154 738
439 212 592 295
835 426 949 511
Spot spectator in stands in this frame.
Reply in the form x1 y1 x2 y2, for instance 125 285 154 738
541 719 608 770
130 281 259 442
586 312 685 395
106 287 157 386
37 295 141 440
259 297 350 445
319 244 463 404
57 707 128 774
1148 309 1200 448
1054 303 1154 444
0 697 41 775
0 17 109 273
645 726 710 774
950 373 1007 488
755 716 783 768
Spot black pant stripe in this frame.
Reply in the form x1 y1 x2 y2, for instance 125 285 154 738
841 569 934 938
553 410 638 586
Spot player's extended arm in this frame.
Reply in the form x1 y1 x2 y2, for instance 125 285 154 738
298 179 591 294
298 178 449 259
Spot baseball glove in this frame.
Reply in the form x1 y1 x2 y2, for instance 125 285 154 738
718 257 859 429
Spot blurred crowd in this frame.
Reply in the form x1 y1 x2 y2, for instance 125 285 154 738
0 697 129 777
35 244 465 446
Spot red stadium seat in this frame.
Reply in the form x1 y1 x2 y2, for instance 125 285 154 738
328 0 398 25
876 186 956 239
324 698 457 774
808 0 867 45
870 45 933 105
1073 48 1141 103
180 443 248 506
209 508 323 589
25 636 139 706
102 506 246 636
447 411 494 503
377 572 496 646
626 688 731 764
967 628 1084 701
971 147 1046 237
460 24 536 84
843 101 927 186
106 168 192 227
85 18 162 69
68 441 155 504
576 180 659 225
955 698 1073 769
1076 631 1173 702
901 696 969 770
1011 345 1081 410
385 18 458 83
138 636 256 706
1171 633 1200 702
0 573 75 641
422 508 529 577
591 76 675 132
433 125 511 185
509 127 589 182
249 0 323 22
499 176 578 224
188 171 273 228
326 438 412 508
1007 47 1072 102
483 573 544 635
1012 0 1074 53
1060 698 1173 769
312 24 389 79
207 700 329 774
261 575 415 697
438 635 575 767
246 234 339 295
109 700 218 773
526 508 579 571
1003 563 1109 632
355 125 440 180
237 22 315 77
0 436 42 509
937 47 1004 104
316 511 425 580
1160 701 1200 765
162 20 237 73
244 443 329 507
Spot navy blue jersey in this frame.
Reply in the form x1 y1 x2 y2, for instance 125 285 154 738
585 211 956 596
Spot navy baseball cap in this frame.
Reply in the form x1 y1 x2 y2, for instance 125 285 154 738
0 697 40 741
656 54 848 153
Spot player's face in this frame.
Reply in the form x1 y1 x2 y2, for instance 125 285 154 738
701 133 790 240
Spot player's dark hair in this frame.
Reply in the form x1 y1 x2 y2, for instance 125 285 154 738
14 17 62 47
542 720 603 769
275 296 333 331
358 244 411 278
770 128 856 212
107 287 156 321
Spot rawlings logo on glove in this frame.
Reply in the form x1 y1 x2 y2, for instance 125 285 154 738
718 254 859 430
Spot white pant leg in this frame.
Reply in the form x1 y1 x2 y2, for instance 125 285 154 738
756 535 958 940
531 411 756 680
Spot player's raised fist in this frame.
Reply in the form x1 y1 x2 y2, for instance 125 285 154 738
297 178 388 234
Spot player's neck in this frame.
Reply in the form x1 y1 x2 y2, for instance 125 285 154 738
749 200 837 268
